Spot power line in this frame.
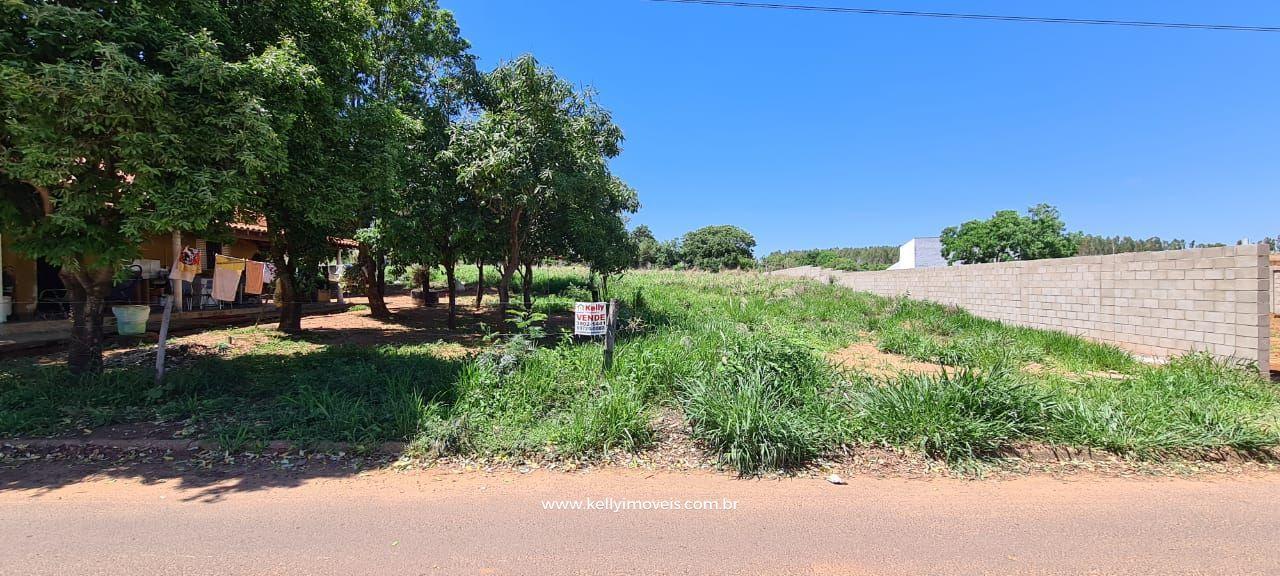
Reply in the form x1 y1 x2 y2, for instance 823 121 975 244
647 0 1280 33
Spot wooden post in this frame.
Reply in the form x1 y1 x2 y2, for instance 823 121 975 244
334 250 346 305
154 294 174 384
170 231 183 311
602 299 617 374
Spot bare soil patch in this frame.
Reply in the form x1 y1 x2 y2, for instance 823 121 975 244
1271 315 1279 382
828 340 945 378
1023 362 1129 381
30 292 571 367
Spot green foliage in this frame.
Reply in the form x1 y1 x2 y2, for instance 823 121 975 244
1047 354 1280 455
680 335 845 473
0 2 286 266
855 370 1053 461
679 225 756 271
1075 234 1227 256
940 204 1079 264
445 54 632 299
560 379 653 455
761 246 898 271
3 267 1277 474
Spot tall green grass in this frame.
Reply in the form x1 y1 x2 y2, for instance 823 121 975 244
2 267 1277 473
679 334 849 472
854 369 1053 461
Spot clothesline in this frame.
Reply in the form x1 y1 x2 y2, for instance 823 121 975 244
171 250 272 303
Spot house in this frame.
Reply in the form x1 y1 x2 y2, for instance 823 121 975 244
0 219 355 324
1271 254 1279 315
887 237 947 270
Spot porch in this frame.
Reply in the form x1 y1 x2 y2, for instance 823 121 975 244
0 301 351 354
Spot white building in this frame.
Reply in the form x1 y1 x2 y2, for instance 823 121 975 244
888 237 946 270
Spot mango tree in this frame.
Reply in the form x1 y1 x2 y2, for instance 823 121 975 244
0 2 285 373
445 55 622 309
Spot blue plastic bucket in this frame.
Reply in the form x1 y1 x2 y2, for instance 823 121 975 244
111 305 150 335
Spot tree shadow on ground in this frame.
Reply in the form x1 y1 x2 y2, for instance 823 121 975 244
0 442 409 503
0 344 472 501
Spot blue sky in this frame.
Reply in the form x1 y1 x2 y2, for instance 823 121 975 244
444 0 1280 255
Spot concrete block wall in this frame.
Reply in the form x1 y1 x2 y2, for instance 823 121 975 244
774 244 1272 373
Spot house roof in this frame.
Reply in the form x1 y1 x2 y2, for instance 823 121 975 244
228 218 357 249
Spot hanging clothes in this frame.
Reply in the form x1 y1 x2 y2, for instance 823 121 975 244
262 262 277 285
194 240 207 273
213 254 246 302
243 260 267 295
170 246 200 283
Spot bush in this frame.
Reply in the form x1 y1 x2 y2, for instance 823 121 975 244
560 379 653 455
854 369 1053 461
1049 354 1280 455
340 264 365 296
680 335 845 473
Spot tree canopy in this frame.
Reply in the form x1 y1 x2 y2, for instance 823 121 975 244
0 1 298 372
445 54 628 308
679 225 756 271
940 204 1078 264
0 1 643 373
760 246 897 271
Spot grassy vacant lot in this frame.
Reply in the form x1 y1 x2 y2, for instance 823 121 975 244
2 267 1278 472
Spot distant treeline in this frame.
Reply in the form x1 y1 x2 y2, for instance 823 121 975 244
761 246 898 272
763 234 1273 272
1075 235 1225 256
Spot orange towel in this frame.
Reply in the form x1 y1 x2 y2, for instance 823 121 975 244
243 261 266 295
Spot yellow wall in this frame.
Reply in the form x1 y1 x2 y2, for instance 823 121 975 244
1 240 38 319
223 239 264 260
137 234 177 266
2 231 276 320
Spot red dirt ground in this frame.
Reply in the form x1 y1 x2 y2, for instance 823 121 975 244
1271 315 1279 381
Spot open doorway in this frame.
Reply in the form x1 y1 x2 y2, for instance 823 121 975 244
35 258 68 319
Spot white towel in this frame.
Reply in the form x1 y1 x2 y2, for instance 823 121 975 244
212 267 242 302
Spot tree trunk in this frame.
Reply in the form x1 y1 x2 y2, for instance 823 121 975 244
377 254 386 296
444 256 457 330
358 245 390 319
474 261 484 308
498 212 522 310
275 266 303 334
61 267 113 376
589 272 600 302
522 261 533 311
601 273 609 301
498 263 515 309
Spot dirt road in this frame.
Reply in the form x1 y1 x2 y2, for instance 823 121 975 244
3 468 1278 575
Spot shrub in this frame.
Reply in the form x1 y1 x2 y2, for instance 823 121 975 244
406 402 470 458
680 335 845 473
1049 354 1280 455
560 379 653 455
854 369 1053 461
682 369 827 472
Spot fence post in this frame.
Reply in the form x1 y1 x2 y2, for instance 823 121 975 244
602 299 617 374
155 293 174 384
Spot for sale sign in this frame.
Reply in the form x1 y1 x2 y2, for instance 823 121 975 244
574 302 609 336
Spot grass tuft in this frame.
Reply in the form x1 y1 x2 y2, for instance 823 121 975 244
854 369 1053 461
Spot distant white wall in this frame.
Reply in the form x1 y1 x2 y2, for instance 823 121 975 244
913 237 947 268
888 237 945 270
887 239 916 270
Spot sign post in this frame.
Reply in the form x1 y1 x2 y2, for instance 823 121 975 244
575 301 618 374
603 299 617 373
